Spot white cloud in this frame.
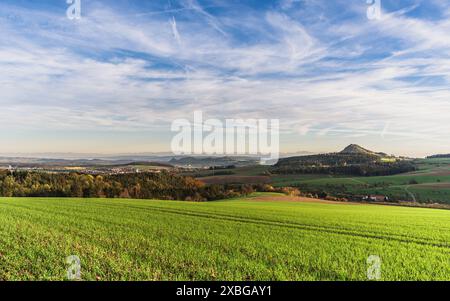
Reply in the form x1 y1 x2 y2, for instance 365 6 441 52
0 1 450 156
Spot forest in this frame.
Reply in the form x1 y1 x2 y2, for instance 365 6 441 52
0 170 255 201
272 153 416 176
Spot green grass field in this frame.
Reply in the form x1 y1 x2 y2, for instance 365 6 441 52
0 194 449 281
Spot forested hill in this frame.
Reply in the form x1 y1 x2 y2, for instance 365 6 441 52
272 145 415 176
427 154 450 159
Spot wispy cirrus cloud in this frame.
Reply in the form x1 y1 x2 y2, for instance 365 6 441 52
0 0 450 156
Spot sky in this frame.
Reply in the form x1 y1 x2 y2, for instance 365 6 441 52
0 0 450 158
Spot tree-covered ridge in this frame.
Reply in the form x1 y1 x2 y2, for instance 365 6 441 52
272 152 416 176
0 171 254 201
427 154 450 159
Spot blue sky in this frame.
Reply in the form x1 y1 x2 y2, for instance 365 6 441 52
0 0 450 157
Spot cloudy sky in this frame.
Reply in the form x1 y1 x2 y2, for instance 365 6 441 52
1 0 450 157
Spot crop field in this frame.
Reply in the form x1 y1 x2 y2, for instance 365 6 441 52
0 193 449 281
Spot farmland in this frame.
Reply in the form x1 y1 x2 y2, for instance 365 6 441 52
0 193 449 280
269 158 450 204
196 158 450 204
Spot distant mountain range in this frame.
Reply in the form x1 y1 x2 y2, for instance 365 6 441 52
0 145 410 170
169 156 260 168
0 155 260 169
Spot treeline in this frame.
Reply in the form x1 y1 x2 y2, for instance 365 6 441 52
427 154 450 159
0 171 254 201
272 161 416 176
